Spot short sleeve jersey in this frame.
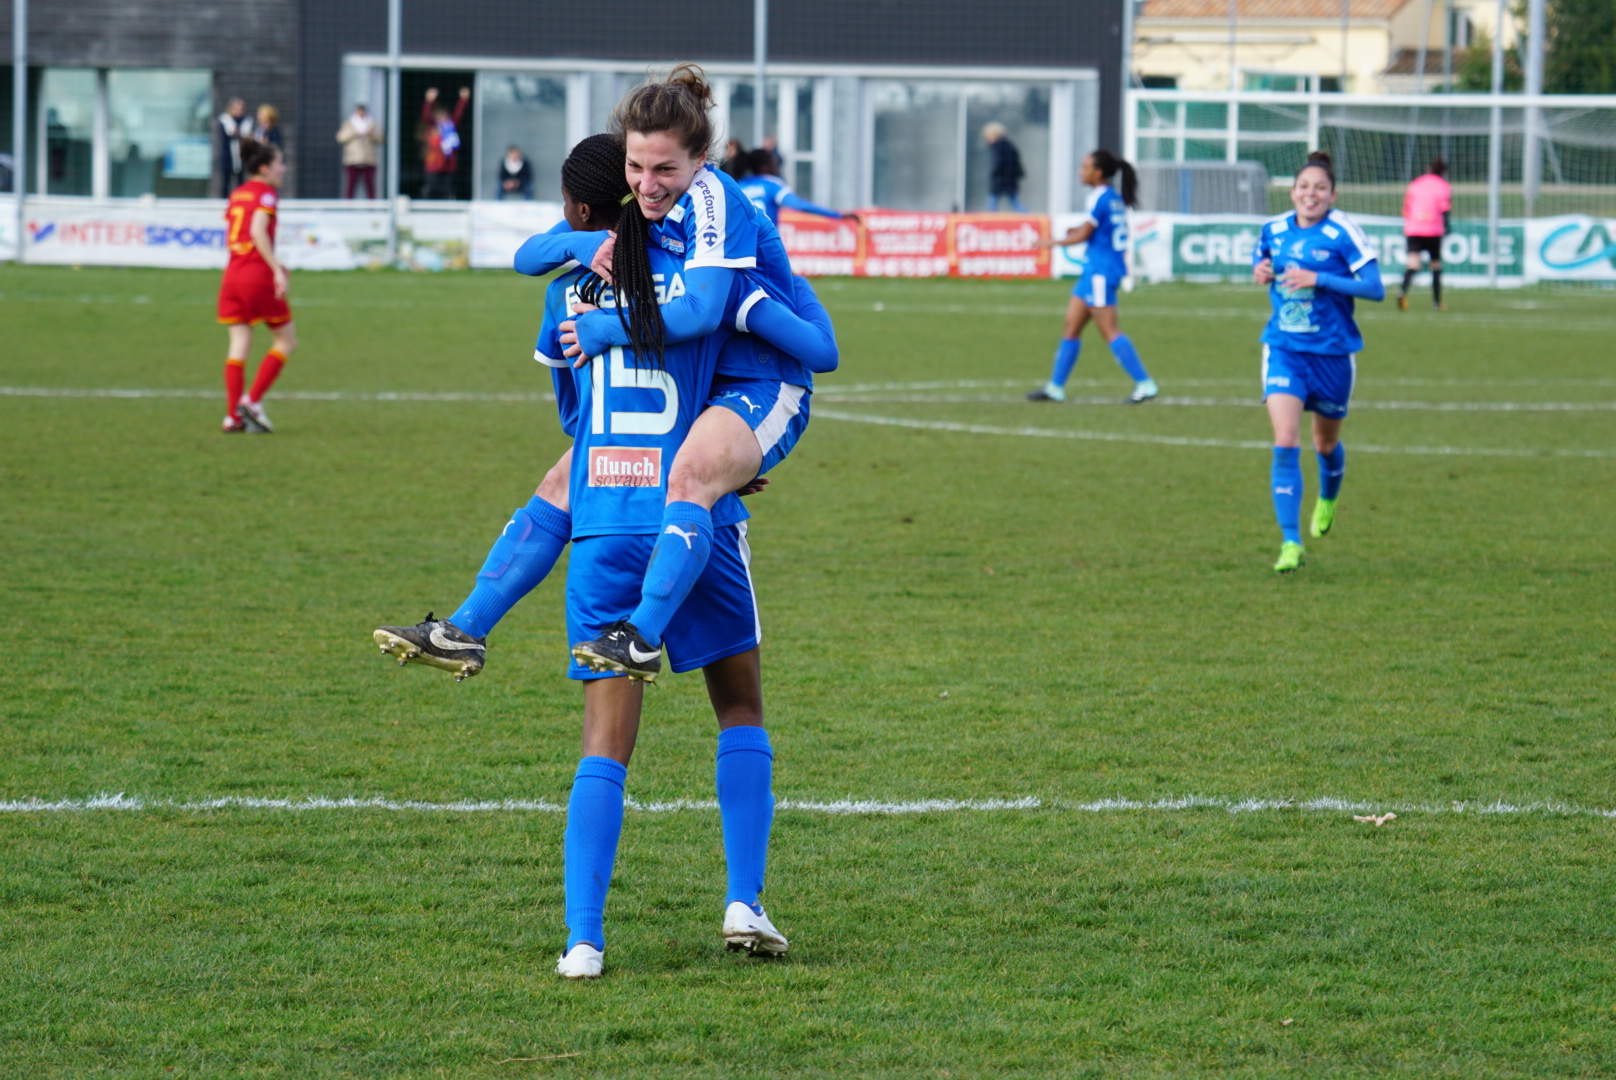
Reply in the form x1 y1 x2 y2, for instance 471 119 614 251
1253 209 1377 355
225 181 278 267
1081 185 1129 281
652 165 795 302
739 174 788 226
532 250 748 539
1402 174 1452 237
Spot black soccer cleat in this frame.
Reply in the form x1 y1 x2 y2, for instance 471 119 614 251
571 620 662 682
373 612 486 682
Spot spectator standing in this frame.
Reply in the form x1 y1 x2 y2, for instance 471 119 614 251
217 98 256 193
498 145 533 200
983 122 1027 212
337 104 384 199
256 105 284 151
1399 157 1452 311
421 86 470 200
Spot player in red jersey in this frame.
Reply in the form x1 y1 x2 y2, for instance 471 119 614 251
217 138 296 433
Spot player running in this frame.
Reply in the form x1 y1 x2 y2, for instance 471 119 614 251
373 132 835 682
217 138 295 433
1029 150 1158 405
1252 150 1384 573
1398 157 1451 312
738 149 857 227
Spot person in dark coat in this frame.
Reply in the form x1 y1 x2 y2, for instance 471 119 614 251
984 122 1027 212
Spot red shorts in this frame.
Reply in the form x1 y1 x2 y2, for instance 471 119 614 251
218 260 292 327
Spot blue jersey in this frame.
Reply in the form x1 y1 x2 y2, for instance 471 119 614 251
1254 209 1376 355
1081 185 1130 281
534 251 748 539
653 165 794 304
739 173 789 226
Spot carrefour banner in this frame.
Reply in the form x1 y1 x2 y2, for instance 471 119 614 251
780 210 1050 278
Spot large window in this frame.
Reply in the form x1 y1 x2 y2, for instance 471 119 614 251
40 68 96 196
478 75 567 201
108 69 212 197
964 82 1050 211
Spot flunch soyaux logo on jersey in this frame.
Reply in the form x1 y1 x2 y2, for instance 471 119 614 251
589 447 663 487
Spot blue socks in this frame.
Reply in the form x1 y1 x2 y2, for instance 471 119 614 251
1049 339 1081 388
1318 443 1346 501
716 726 774 910
629 502 712 647
563 756 628 953
1109 334 1150 383
449 496 571 639
1271 447 1303 545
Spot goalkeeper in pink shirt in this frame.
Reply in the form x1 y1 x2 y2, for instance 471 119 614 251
1399 157 1451 311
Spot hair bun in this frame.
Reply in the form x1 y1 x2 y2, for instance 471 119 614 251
666 63 716 112
1306 150 1334 168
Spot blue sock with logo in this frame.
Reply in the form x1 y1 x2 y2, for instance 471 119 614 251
448 496 571 639
628 502 712 647
1109 335 1150 383
1049 339 1080 388
564 755 628 953
1272 447 1303 545
716 726 774 910
1318 443 1346 501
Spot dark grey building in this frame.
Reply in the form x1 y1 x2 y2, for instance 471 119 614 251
3 0 1124 212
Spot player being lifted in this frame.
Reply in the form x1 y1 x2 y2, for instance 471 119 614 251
1252 150 1384 572
375 67 836 683
1029 150 1158 405
217 138 296 433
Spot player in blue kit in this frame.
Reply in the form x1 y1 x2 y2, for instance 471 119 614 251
1251 150 1384 573
373 129 836 682
1029 150 1159 405
738 149 856 227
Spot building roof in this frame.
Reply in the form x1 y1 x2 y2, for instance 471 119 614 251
1382 47 1469 75
1140 0 1411 19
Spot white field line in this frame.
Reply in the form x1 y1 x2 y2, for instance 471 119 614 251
3 792 1614 819
818 392 1616 413
0 386 554 404
813 408 1616 459
828 377 1616 390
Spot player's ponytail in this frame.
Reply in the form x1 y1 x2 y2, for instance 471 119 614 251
611 63 717 160
1090 149 1139 209
240 138 281 178
1302 149 1336 189
561 134 664 369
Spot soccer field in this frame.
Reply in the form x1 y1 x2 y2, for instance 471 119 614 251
3 265 1614 1078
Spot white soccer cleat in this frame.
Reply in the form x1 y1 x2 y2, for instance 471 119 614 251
238 395 275 433
555 942 604 979
723 901 789 956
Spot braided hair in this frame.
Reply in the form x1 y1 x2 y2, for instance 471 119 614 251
1089 149 1139 208
603 64 719 367
561 134 664 367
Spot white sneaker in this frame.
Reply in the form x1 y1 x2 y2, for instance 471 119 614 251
723 901 789 956
1126 378 1159 404
555 942 604 979
238 395 274 433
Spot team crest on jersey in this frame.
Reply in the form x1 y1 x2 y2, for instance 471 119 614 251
588 447 663 487
660 236 687 254
1311 249 1332 261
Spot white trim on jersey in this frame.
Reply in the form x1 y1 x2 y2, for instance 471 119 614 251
1082 185 1103 227
1328 209 1376 273
734 288 768 333
754 382 807 456
735 521 762 645
684 167 733 268
534 348 567 368
1347 352 1358 405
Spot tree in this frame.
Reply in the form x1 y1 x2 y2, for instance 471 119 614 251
1453 30 1523 92
1545 0 1616 93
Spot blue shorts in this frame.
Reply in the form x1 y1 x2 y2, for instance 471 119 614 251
1072 271 1118 308
707 376 811 476
564 524 760 680
1262 344 1356 419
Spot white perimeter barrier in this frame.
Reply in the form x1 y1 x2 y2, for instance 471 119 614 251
6 196 1613 285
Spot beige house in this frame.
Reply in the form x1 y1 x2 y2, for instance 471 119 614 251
1134 0 1519 94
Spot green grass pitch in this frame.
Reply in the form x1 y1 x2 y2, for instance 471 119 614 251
2 264 1613 1078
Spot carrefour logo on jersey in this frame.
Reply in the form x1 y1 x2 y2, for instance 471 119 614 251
27 219 226 249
